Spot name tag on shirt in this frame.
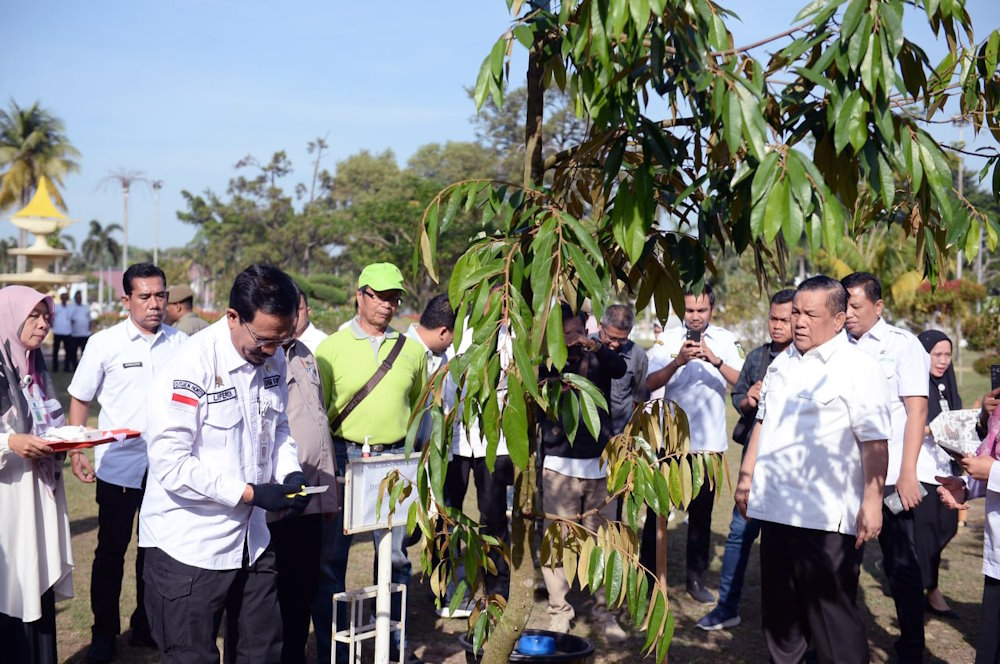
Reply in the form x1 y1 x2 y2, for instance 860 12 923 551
173 380 206 397
208 388 237 404
122 362 143 369
263 375 280 389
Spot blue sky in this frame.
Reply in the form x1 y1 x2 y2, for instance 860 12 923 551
2 1 998 252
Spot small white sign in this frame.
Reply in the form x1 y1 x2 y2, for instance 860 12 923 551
343 453 420 534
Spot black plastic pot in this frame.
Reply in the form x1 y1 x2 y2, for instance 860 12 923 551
458 629 596 663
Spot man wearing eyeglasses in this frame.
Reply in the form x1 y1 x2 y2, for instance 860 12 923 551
138 264 310 663
594 304 648 436
312 262 427 664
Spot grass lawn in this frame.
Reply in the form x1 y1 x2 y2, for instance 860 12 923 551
50 349 993 663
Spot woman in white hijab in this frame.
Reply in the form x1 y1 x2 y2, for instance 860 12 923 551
0 285 73 663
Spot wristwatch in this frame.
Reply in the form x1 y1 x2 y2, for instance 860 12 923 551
713 358 723 369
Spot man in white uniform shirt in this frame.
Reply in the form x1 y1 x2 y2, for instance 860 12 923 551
70 290 92 367
644 284 743 603
842 272 929 663
139 264 310 663
293 289 328 354
66 264 188 663
736 275 891 664
51 291 74 372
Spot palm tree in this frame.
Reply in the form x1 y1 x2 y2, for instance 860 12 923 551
0 100 81 271
99 169 148 271
81 220 122 305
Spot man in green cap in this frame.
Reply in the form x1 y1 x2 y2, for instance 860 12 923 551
311 262 426 664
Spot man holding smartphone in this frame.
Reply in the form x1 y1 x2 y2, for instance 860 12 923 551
644 284 743 603
842 272 929 663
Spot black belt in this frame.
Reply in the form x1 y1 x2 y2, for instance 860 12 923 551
338 438 404 453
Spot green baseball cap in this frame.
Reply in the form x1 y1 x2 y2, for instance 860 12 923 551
357 262 407 293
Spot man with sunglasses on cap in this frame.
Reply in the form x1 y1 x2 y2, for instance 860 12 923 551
312 262 426 664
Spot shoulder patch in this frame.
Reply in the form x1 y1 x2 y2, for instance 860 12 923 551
735 342 746 360
263 375 280 389
208 387 237 404
173 380 206 397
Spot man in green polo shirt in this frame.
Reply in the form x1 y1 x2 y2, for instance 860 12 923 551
311 262 426 664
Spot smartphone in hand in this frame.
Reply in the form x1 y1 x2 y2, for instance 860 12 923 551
686 329 701 343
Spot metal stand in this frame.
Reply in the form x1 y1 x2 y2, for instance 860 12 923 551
331 530 407 664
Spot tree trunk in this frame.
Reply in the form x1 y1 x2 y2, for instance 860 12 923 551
482 453 537 664
483 16 548 660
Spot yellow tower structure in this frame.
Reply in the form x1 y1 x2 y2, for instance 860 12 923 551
0 177 82 288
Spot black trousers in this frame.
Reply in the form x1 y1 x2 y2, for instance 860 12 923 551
639 475 716 579
51 334 71 372
878 490 925 663
444 454 514 598
71 336 88 367
977 576 1000 664
268 514 322 664
92 477 149 640
760 522 868 664
0 588 57 664
144 546 282 664
912 481 958 591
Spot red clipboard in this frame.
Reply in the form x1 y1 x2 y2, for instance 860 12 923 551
47 429 142 451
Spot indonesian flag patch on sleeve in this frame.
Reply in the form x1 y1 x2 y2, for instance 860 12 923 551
171 392 199 408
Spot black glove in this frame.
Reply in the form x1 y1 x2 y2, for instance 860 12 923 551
282 471 312 514
249 480 301 512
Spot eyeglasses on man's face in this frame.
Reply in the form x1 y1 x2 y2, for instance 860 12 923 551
360 288 402 307
241 319 296 349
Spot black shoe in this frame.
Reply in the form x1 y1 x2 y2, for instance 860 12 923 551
85 634 116 664
127 629 157 648
686 577 716 604
926 600 960 620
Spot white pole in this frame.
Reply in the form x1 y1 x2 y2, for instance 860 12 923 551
122 184 130 272
374 530 392 664
152 180 163 266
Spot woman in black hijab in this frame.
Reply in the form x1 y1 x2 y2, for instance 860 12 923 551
914 329 961 618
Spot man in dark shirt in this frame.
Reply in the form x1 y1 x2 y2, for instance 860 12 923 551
696 288 794 630
539 303 626 635
593 304 647 435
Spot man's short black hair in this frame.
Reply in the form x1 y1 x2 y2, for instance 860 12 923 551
796 275 847 315
770 289 795 306
295 283 309 308
685 282 715 308
229 264 298 323
560 301 587 326
419 294 455 331
123 263 166 296
841 272 882 304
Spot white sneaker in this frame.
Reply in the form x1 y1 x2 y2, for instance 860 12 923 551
436 598 476 619
548 612 573 633
593 606 628 642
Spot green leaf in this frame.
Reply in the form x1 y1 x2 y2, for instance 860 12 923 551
561 390 580 445
513 24 533 48
840 0 866 40
628 0 650 28
782 192 805 246
642 589 665 652
763 175 789 243
635 572 650 624
667 460 682 506
751 151 781 205
877 153 895 209
738 86 767 160
502 378 529 469
822 194 846 251
580 391 601 441
785 150 811 210
605 550 624 607
588 543 605 591
724 89 743 154
546 301 567 370
472 609 489 653
565 243 603 305
656 610 675 662
834 91 862 154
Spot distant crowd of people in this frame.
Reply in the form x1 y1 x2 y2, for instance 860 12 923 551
2 263 1000 664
